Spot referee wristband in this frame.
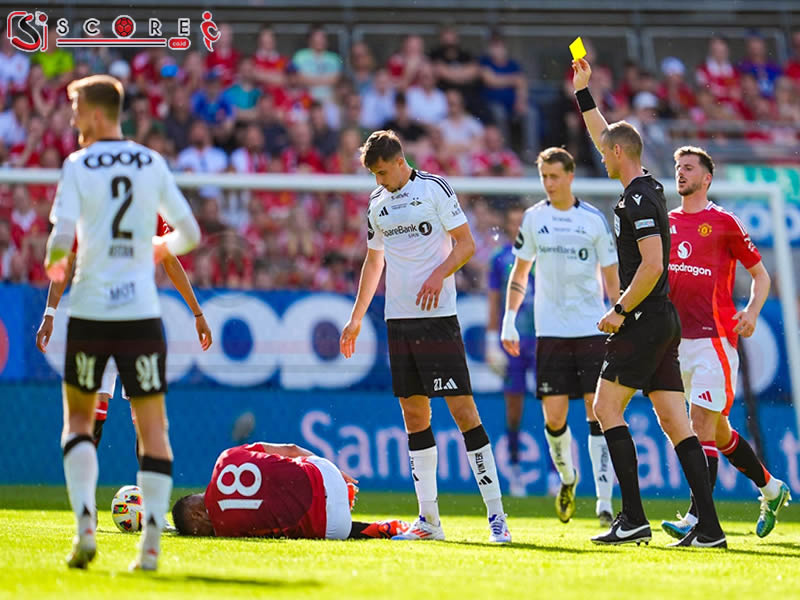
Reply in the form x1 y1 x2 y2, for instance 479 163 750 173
44 306 57 318
575 88 597 113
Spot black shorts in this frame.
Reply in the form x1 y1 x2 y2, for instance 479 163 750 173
599 301 683 396
64 317 167 398
386 316 472 398
535 335 606 399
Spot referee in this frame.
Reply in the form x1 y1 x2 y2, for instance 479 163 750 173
571 59 725 548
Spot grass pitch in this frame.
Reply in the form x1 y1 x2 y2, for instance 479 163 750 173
1 486 798 600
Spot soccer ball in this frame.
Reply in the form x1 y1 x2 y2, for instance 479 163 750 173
113 16 135 38
111 485 144 533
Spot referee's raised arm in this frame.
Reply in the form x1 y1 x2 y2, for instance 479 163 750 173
571 58 610 153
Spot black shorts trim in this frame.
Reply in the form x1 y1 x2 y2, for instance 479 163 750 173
535 335 606 398
599 302 683 396
64 317 167 398
386 316 472 398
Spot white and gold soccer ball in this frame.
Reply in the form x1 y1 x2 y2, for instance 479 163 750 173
111 485 144 533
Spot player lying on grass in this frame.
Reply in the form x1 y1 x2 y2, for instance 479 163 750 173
171 442 409 540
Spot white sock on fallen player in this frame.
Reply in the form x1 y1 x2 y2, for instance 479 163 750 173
137 470 172 557
545 426 576 485
466 443 504 517
409 446 440 526
62 434 98 536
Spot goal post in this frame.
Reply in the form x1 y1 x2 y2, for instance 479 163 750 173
3 168 797 435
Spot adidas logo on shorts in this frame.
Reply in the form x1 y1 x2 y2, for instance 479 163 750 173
443 378 457 390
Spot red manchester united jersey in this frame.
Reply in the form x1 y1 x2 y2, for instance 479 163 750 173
668 202 761 347
203 444 327 539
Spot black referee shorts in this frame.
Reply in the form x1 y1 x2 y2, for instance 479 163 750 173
64 317 167 398
386 316 473 399
599 301 684 396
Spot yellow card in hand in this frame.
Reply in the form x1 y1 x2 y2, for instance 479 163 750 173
569 37 587 60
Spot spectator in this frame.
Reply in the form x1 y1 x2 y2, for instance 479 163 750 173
614 60 642 107
27 63 57 119
9 114 44 167
10 184 46 249
327 127 364 175
0 220 17 281
440 89 484 169
429 25 485 120
223 57 262 121
42 106 77 159
5 251 27 283
657 57 695 119
738 32 782 99
469 125 523 177
197 196 227 241
309 101 339 159
626 91 672 175
0 33 30 94
272 62 314 125
143 129 173 165
216 228 253 289
313 251 352 293
131 48 167 91
122 93 165 143
360 68 395 129
696 35 740 104
381 92 428 157
164 87 195 153
774 76 800 125
230 123 271 230
784 29 800 84
419 126 461 176
30 26 73 84
292 26 343 102
406 62 448 125
191 69 235 126
349 41 376 95
281 121 325 173
179 51 206 93
252 259 276 289
252 27 287 90
340 93 370 140
191 248 217 289
479 32 535 159
176 120 229 200
0 92 30 147
387 35 427 90
205 24 240 86
255 92 290 156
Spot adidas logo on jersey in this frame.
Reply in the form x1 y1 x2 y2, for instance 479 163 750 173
670 224 677 234
538 225 550 235
379 206 389 217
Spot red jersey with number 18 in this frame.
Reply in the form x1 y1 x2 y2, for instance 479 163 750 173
203 444 327 538
667 202 761 347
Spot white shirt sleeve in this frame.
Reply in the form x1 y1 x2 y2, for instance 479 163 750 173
50 157 81 224
366 207 384 251
594 214 618 268
433 182 468 231
511 210 537 262
156 155 193 225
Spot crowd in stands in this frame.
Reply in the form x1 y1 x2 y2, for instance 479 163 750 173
0 23 799 292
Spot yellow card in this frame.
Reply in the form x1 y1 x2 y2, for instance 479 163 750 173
569 37 587 60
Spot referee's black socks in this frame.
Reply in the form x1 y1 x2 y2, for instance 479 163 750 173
675 436 724 537
603 426 646 524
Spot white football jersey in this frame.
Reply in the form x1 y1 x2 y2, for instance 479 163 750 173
367 169 468 320
50 139 194 321
513 199 617 337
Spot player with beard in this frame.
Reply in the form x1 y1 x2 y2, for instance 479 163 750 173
661 146 790 539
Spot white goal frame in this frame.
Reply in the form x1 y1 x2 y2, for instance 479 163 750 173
4 169 797 435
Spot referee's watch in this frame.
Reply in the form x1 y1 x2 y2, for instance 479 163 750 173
613 303 629 317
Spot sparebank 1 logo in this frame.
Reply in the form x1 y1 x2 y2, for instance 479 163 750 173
6 10 220 52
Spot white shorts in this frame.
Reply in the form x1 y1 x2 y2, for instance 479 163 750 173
98 358 129 399
307 456 352 540
679 337 738 415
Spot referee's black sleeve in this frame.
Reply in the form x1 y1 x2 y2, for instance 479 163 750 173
623 193 662 241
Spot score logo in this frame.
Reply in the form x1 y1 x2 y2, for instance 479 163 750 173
6 10 219 52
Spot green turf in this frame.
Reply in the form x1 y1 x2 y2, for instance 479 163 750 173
1 486 798 599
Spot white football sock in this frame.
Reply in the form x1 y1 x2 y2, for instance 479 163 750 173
589 433 613 508
545 426 576 485
409 446 440 526
761 475 782 500
138 470 172 556
62 435 98 536
467 443 504 517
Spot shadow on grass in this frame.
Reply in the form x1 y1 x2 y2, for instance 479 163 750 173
445 540 600 553
647 545 799 559
118 571 321 588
